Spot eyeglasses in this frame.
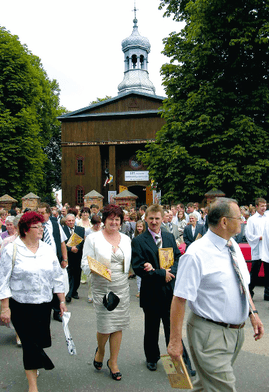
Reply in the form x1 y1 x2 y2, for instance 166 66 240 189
30 225 44 230
224 216 242 221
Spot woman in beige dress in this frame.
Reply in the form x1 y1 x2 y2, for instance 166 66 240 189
82 204 131 381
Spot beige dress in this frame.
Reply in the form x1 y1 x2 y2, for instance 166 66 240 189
91 247 130 334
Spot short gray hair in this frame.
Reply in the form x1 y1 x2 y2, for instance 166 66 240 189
5 216 15 224
208 197 238 227
66 213 76 219
13 214 23 228
188 213 197 220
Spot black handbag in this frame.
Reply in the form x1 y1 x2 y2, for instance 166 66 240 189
103 291 120 311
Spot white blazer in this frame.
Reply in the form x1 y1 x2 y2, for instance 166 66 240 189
81 230 131 275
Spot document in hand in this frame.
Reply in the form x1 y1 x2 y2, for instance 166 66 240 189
62 312 77 355
159 248 174 269
161 354 193 389
87 256 112 281
66 232 83 247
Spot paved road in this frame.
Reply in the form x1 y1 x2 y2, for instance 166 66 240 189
1 281 269 392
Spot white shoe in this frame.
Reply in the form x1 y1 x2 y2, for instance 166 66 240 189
88 297 93 303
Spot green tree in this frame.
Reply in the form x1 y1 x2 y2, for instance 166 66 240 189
0 27 66 203
90 96 112 105
138 0 269 204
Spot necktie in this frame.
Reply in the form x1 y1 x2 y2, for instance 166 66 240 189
70 228 74 236
168 223 173 233
43 224 52 246
226 240 254 316
155 234 162 249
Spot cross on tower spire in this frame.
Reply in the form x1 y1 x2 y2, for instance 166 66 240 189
133 1 138 27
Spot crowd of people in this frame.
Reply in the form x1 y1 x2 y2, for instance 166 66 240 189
0 197 266 391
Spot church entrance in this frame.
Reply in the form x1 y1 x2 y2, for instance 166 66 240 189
128 185 146 207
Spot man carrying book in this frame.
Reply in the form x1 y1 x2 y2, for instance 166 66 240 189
168 198 264 391
63 214 85 303
131 204 195 375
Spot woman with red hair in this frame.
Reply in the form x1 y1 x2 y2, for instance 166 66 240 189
82 204 131 381
0 211 67 392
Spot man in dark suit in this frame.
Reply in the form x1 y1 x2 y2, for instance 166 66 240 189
63 214 85 303
132 204 195 375
161 210 181 241
183 213 204 250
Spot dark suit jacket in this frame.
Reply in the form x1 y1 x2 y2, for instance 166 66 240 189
183 224 204 250
161 222 180 241
63 225 85 267
131 229 181 311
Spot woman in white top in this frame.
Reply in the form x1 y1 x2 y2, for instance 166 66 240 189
77 207 92 236
82 204 131 381
0 211 67 392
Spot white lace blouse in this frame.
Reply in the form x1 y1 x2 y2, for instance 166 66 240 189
0 237 65 304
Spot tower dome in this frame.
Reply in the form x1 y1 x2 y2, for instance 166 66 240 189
118 10 155 95
121 17 151 53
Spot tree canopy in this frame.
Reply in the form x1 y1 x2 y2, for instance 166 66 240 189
0 27 66 204
138 0 269 204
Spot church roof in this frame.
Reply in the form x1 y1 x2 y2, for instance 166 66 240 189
58 91 165 121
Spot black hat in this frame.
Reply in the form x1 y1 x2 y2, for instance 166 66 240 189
103 291 120 311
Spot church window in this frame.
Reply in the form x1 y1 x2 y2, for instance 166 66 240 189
76 186 84 205
76 156 85 175
132 54 137 68
140 55 144 68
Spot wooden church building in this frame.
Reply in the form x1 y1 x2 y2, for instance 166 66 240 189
59 10 165 207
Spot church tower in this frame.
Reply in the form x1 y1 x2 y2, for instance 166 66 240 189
118 6 156 95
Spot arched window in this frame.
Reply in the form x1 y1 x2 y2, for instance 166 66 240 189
76 155 85 175
132 54 137 68
140 55 144 69
76 186 85 205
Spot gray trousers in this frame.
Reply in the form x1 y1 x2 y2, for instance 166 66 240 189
187 312 244 392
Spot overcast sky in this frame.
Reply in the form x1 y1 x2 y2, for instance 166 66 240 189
1 0 184 112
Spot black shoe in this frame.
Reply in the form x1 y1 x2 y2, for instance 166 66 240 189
72 294 79 299
146 362 157 371
53 312 62 322
66 296 72 303
93 347 103 370
107 359 122 381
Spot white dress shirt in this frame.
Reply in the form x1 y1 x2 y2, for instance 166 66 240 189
44 219 67 255
0 237 65 304
174 230 250 324
245 212 268 261
260 219 269 263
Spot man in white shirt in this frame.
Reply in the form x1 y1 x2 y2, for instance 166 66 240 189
38 203 68 322
245 198 269 300
168 197 264 392
171 205 179 225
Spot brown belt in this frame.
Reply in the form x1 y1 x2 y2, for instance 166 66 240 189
203 317 245 329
